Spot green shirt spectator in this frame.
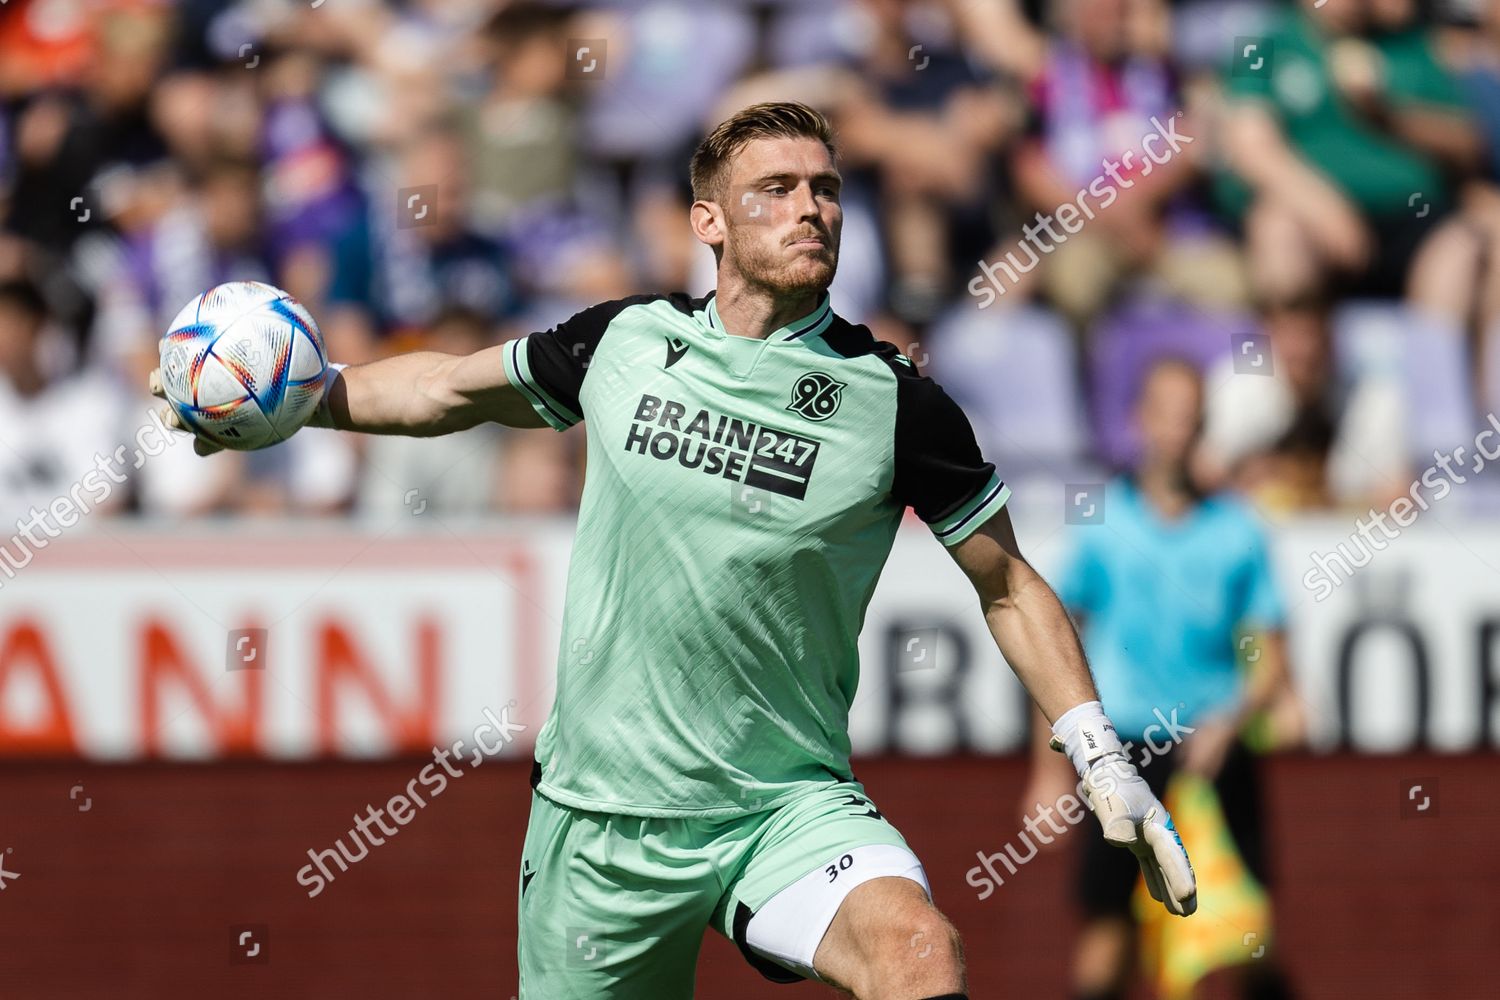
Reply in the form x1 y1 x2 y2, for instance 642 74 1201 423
1217 7 1467 219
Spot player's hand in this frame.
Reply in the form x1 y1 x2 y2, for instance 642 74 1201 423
148 367 223 456
1079 752 1198 916
1050 700 1197 917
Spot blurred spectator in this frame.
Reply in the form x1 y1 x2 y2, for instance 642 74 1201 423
1199 305 1341 511
1218 0 1483 307
325 124 516 361
0 0 96 97
94 154 275 386
1429 0 1500 411
0 278 130 525
575 1 757 202
2 3 173 258
257 49 365 309
1198 301 1414 513
1010 0 1247 329
834 0 1014 321
462 3 578 232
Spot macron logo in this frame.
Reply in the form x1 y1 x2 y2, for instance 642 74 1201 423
665 337 689 370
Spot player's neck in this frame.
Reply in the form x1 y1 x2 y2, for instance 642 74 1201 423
711 281 825 341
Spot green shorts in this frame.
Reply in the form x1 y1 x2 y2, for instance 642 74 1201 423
516 779 927 998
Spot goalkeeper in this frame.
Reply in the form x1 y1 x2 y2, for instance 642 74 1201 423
153 101 1195 1000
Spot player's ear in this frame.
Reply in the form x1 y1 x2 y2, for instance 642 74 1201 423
690 199 726 252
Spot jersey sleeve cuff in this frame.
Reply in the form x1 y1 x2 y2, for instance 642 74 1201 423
503 335 581 432
929 472 1011 547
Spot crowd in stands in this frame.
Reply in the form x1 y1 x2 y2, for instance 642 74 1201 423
3 0 1499 524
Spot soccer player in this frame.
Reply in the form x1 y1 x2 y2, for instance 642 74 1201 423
153 102 1195 999
1028 357 1301 1000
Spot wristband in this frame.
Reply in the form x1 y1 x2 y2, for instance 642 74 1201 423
1048 700 1125 777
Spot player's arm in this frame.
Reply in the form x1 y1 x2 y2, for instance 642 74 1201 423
886 354 1195 916
310 299 634 435
946 512 1197 917
152 299 631 454
312 347 548 435
947 510 1096 719
149 345 546 454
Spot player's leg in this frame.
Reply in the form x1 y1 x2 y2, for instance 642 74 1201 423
812 875 966 999
516 791 718 999
711 780 964 1000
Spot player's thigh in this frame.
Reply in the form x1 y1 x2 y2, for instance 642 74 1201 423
712 782 941 986
517 793 716 1000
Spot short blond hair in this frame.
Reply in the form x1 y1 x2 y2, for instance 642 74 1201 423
689 101 837 205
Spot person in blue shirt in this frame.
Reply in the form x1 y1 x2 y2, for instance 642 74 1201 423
1027 356 1303 1000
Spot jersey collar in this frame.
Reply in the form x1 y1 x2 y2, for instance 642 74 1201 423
703 292 834 343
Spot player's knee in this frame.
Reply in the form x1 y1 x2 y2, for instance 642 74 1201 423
853 905 964 996
900 908 963 971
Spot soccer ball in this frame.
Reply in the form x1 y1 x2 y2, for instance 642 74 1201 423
158 281 330 451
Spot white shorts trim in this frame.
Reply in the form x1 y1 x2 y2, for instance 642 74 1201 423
744 843 930 981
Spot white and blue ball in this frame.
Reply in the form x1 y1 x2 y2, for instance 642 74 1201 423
159 281 329 451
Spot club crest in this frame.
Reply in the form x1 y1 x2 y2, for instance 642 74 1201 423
787 371 846 422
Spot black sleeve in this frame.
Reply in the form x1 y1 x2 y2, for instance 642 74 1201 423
507 295 655 429
878 344 1008 544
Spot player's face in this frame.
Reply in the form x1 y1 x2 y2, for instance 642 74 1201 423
718 137 842 295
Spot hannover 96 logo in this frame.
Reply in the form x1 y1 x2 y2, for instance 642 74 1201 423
787 372 845 422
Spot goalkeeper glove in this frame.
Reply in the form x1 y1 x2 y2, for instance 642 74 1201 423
1050 700 1198 916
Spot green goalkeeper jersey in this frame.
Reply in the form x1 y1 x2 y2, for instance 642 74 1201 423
503 292 1010 817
